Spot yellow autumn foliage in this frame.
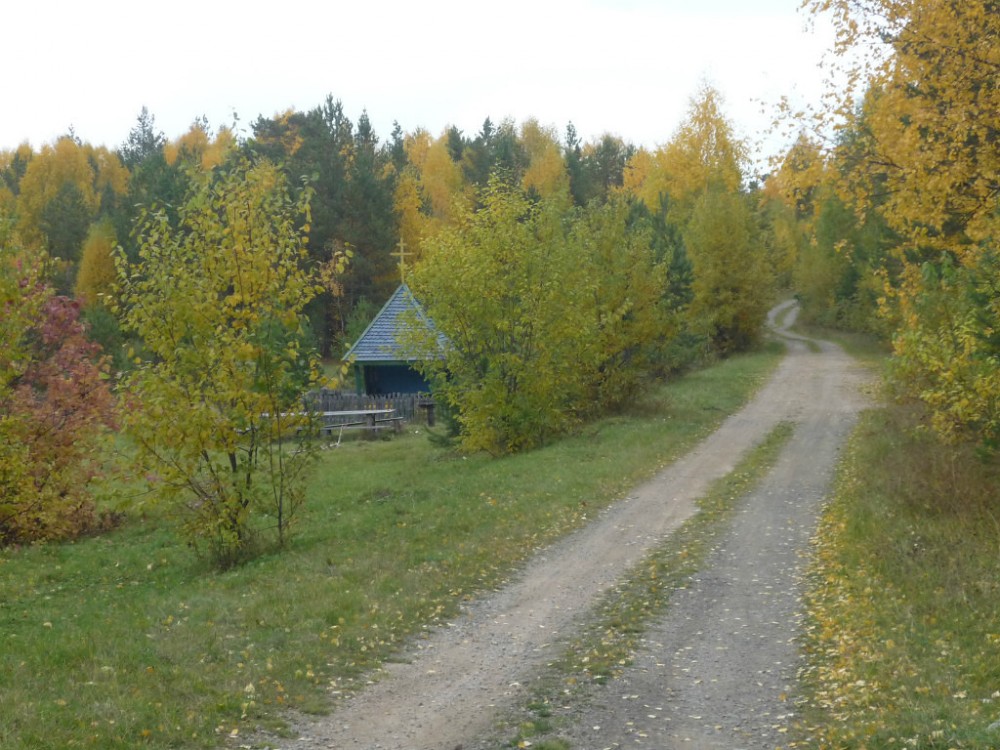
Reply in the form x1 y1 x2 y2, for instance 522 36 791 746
393 167 427 258
164 121 234 171
519 118 570 202
418 130 467 220
16 139 94 248
623 84 747 222
802 0 1000 446
75 219 118 306
395 128 472 254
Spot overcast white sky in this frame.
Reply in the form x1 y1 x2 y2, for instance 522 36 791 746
3 0 833 169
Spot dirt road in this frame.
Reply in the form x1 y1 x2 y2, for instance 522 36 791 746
281 301 872 750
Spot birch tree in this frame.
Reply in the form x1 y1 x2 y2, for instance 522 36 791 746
116 155 335 565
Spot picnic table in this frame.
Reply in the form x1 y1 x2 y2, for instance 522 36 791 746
317 408 402 435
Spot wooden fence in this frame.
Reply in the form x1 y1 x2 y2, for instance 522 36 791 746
305 390 436 424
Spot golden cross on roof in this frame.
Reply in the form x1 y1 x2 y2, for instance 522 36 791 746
392 237 410 283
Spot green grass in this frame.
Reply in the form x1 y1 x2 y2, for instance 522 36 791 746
499 421 795 749
796 404 1000 749
0 343 782 750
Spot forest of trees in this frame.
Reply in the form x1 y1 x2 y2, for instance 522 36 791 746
0 87 780 556
0 91 781 362
1 0 997 558
783 0 1000 449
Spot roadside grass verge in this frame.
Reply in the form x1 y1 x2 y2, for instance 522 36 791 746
500 421 795 749
0 343 782 750
795 403 1000 749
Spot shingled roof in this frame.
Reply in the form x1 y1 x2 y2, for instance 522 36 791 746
344 283 446 363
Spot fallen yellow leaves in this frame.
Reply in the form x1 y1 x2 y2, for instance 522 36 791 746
796 413 1000 747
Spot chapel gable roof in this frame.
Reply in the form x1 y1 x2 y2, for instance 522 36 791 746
344 283 446 363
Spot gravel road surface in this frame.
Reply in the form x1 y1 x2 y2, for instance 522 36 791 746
279 301 871 750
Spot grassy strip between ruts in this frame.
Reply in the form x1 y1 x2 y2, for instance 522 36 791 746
0 343 783 750
495 421 795 750
793 403 1000 749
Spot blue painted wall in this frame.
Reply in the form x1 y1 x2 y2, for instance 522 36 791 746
362 364 430 395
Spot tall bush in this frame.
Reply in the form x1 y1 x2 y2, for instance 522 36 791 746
115 155 336 566
0 242 115 545
410 180 670 454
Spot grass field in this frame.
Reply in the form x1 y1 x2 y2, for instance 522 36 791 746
0 343 783 750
